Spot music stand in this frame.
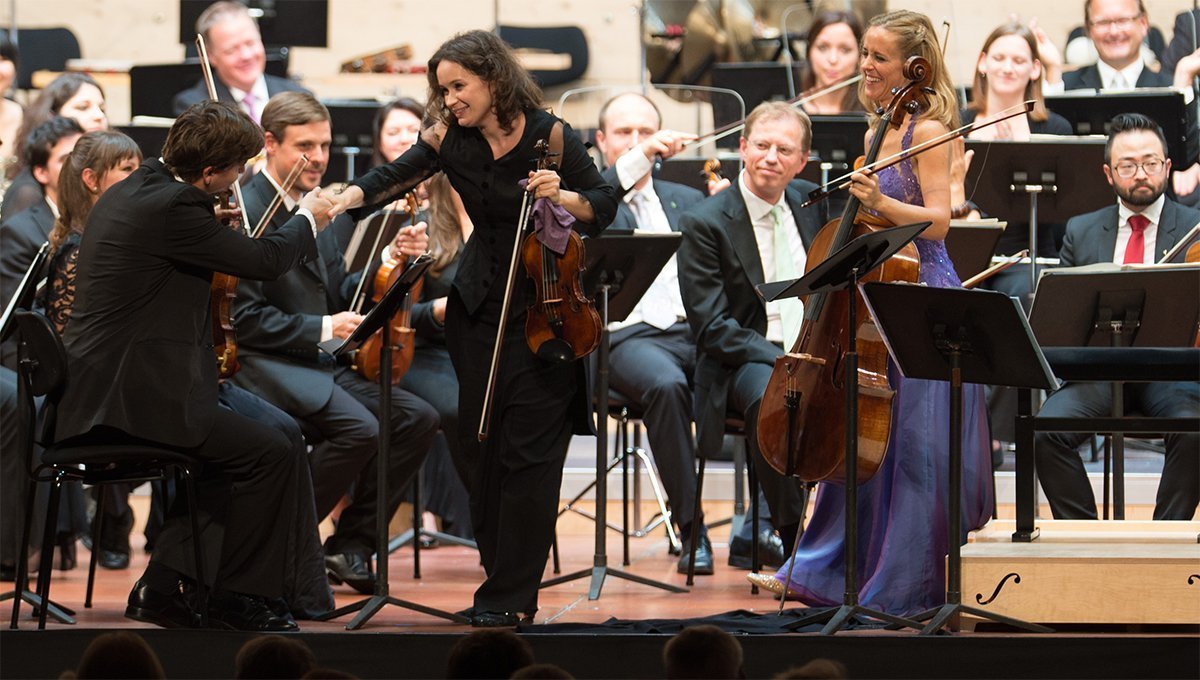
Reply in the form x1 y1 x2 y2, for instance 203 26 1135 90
539 233 688 599
963 137 1109 296
757 223 928 635
1026 265 1200 521
1 243 74 627
861 282 1056 635
1045 88 1198 168
313 255 467 629
944 221 1006 282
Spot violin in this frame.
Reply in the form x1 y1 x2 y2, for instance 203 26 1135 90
351 193 422 384
755 56 932 483
211 189 244 378
478 136 600 439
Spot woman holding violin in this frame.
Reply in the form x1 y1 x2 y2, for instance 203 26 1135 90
751 11 994 616
325 30 616 627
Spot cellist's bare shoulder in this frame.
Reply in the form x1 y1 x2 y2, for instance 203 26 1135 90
912 118 950 145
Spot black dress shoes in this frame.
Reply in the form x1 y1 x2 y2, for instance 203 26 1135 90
98 549 130 570
208 590 299 632
728 529 786 570
324 552 376 594
469 610 526 627
125 579 197 629
677 534 714 575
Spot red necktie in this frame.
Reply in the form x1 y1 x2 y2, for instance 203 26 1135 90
1122 214 1149 264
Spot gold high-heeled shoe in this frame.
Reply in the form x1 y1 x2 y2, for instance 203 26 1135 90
746 572 800 598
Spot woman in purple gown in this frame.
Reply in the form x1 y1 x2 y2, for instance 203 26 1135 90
750 10 994 616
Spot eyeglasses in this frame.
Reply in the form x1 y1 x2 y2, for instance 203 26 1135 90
1088 14 1141 31
1112 158 1165 178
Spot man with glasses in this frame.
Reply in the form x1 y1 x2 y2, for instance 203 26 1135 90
1035 113 1200 521
1045 0 1171 91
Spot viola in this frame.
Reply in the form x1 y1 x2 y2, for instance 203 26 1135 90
351 193 422 384
755 56 932 483
210 189 244 378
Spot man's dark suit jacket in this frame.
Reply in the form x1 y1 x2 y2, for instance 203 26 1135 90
1163 10 1200 77
677 178 827 456
231 172 358 417
1062 62 1173 90
56 158 317 448
172 73 309 116
599 170 705 344
1059 198 1200 266
0 201 54 369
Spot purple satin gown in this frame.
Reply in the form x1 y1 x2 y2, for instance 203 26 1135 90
774 117 994 616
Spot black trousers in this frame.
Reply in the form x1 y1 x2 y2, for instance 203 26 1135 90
608 322 699 529
447 288 575 615
303 367 438 557
1036 381 1200 520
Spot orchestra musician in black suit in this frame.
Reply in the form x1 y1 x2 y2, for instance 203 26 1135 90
1036 113 1200 521
229 92 438 595
54 101 334 631
1044 0 1172 92
593 92 715 573
172 1 308 120
677 101 827 557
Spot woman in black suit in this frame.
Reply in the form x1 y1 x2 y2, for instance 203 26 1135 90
327 30 616 627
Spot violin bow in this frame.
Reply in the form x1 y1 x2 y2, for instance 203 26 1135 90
683 75 864 150
250 154 311 238
801 100 1035 208
1158 221 1200 264
196 34 252 233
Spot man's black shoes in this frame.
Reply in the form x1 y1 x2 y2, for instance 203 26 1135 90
324 552 376 594
469 610 529 627
728 529 786 570
676 534 714 575
125 579 197 629
207 590 298 632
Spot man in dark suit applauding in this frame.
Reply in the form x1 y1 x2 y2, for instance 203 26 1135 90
172 1 308 119
1037 113 1200 521
230 92 438 594
1046 0 1172 92
593 93 713 573
677 101 827 556
56 101 334 630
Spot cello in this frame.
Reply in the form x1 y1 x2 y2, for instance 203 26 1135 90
755 56 931 483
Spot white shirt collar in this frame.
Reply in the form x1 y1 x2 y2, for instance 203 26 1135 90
738 169 784 223
44 196 59 220
1117 193 1165 228
1096 58 1144 90
227 76 269 109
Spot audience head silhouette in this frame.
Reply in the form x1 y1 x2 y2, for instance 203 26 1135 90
662 625 745 679
444 628 535 679
63 631 165 679
233 636 318 679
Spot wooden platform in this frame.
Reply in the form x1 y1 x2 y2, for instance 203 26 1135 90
963 520 1200 625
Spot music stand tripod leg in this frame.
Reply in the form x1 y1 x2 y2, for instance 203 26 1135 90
314 321 467 628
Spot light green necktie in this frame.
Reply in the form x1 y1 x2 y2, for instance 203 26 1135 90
771 205 803 348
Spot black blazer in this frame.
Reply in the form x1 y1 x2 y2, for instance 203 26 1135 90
172 73 309 116
230 172 358 416
55 159 317 447
677 178 826 455
1060 198 1200 266
0 201 54 369
1062 63 1172 90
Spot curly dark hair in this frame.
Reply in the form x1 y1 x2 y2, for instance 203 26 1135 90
425 30 542 134
162 101 263 183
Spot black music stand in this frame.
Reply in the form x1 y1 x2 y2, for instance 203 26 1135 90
539 233 688 600
1025 265 1200 522
1 243 75 627
944 221 1005 282
757 223 928 635
313 255 467 629
1046 88 1198 168
963 138 1109 296
861 282 1056 635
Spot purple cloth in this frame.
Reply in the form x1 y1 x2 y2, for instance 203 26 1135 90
774 114 995 616
518 178 576 255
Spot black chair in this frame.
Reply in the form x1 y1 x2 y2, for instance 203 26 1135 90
496 25 588 88
9 312 208 629
14 28 81 90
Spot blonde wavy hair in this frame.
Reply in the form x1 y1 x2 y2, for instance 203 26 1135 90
859 10 959 132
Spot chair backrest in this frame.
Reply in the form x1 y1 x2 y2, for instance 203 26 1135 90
496 25 589 88
15 28 82 90
14 311 67 446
